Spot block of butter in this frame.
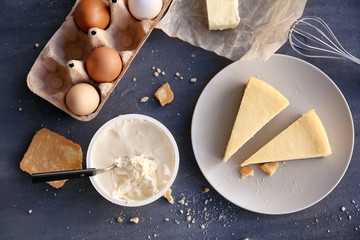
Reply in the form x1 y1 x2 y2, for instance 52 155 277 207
206 0 240 30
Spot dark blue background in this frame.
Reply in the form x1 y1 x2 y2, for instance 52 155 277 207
1 0 359 239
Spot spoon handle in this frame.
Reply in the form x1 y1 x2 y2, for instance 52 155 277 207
31 168 97 183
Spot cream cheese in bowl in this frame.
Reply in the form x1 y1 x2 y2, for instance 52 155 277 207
86 114 179 207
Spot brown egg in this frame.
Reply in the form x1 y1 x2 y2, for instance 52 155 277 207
74 0 110 32
66 83 100 116
86 47 123 83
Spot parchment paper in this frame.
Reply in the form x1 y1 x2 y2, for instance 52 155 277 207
157 0 307 61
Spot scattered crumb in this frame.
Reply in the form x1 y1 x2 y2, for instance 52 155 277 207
28 209 32 214
239 166 254 179
130 217 139 224
190 78 197 83
327 230 330 233
175 72 180 77
154 72 159 77
117 217 123 223
161 71 165 76
152 66 155 70
163 188 174 204
243 238 249 240
174 220 180 224
180 76 183 80
201 224 205 229
180 210 184 214
155 83 174 107
34 43 39 48
164 218 169 222
352 200 355 203
204 188 209 193
186 216 192 222
156 68 161 73
192 219 195 224
341 207 346 212
259 162 279 176
178 198 185 205
18 107 23 111
348 216 352 220
132 77 136 82
140 97 149 102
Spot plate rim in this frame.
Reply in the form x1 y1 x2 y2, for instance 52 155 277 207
191 54 355 215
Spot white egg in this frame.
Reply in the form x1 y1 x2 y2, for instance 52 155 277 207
128 0 163 20
66 83 100 116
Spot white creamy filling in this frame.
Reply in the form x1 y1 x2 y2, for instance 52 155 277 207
111 155 163 201
91 118 174 202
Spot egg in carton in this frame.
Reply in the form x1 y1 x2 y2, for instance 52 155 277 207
27 0 172 121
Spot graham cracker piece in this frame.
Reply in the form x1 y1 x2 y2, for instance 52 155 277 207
20 128 83 188
155 82 174 106
239 166 254 179
259 162 279 176
162 188 174 204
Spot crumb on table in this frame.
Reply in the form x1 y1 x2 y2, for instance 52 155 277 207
140 96 149 103
130 217 139 224
155 82 174 107
163 188 174 204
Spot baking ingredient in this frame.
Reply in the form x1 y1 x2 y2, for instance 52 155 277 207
27 0 172 121
239 166 254 179
74 0 110 32
259 162 279 176
163 188 174 204
86 47 122 83
20 128 83 188
90 117 174 201
206 0 240 30
241 110 332 166
66 83 100 116
128 0 163 20
155 82 174 106
130 217 139 224
223 77 289 162
111 155 160 201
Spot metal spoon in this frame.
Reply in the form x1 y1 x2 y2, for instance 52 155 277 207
31 158 124 184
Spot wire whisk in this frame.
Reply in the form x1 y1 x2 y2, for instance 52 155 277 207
288 16 360 65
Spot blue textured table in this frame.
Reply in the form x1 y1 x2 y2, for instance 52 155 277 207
1 0 359 239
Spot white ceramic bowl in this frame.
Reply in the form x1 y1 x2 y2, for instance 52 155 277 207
86 114 179 207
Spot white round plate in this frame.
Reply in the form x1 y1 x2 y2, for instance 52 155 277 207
191 54 354 215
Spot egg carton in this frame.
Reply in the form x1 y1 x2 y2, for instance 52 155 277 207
27 0 172 121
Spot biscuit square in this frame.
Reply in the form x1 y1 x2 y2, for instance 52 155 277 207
20 128 83 188
155 82 174 106
239 166 254 179
259 162 279 176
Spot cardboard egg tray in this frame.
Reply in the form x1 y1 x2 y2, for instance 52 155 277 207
27 0 172 121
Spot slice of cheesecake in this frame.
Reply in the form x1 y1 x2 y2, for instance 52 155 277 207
223 77 289 162
240 110 332 166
